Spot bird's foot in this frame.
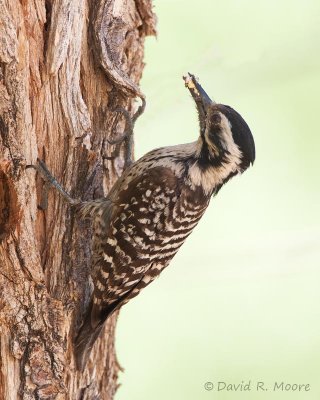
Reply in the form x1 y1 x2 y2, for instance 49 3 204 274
105 97 146 169
26 160 80 208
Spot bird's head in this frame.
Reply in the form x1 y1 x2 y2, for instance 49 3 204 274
184 73 255 173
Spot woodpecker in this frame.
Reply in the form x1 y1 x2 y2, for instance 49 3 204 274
35 73 255 370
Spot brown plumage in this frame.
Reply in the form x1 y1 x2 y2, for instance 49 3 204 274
75 152 212 369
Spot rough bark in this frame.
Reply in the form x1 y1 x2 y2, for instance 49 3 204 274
0 1 156 399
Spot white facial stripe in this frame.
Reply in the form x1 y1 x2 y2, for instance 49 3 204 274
187 112 243 195
219 113 242 160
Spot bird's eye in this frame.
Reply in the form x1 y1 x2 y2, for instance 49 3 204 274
210 112 221 125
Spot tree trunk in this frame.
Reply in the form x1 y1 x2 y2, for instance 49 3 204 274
0 1 156 398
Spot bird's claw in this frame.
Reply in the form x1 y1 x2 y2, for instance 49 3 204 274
106 98 146 169
26 160 79 207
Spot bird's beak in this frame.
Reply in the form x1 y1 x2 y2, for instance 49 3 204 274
183 73 214 115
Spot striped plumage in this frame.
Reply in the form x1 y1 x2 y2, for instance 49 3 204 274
73 74 255 369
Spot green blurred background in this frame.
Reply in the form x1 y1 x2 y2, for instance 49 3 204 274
116 0 320 398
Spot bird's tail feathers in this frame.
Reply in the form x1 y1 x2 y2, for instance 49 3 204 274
74 308 103 371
